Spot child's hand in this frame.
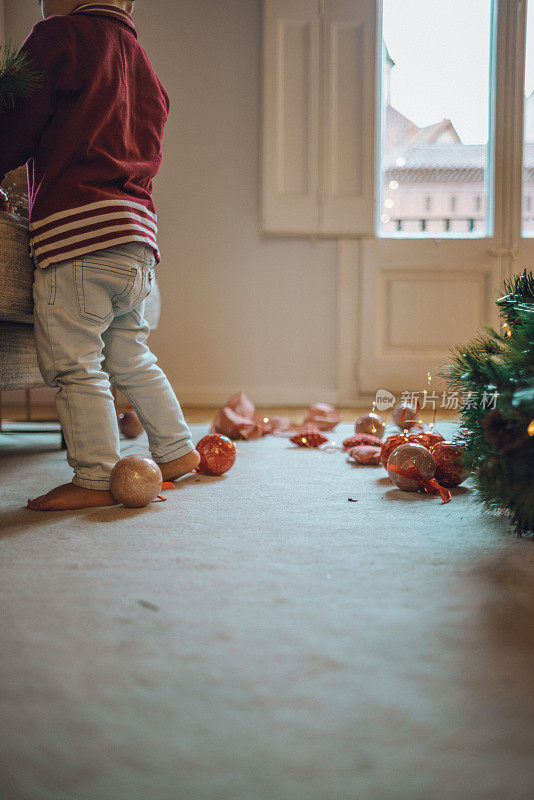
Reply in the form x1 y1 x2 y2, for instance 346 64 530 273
0 187 13 213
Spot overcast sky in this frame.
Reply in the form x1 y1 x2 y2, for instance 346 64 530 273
382 0 533 145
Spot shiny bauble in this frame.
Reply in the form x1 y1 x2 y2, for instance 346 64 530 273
118 406 144 439
392 401 419 429
430 441 469 488
109 454 163 507
380 433 410 469
387 442 435 491
355 412 386 440
196 433 236 475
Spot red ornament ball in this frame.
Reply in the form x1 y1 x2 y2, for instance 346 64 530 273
290 429 329 448
387 442 435 491
430 441 469 488
355 412 386 440
409 431 444 451
118 406 144 439
196 433 236 475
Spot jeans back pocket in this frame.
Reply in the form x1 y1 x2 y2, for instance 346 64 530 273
74 257 136 324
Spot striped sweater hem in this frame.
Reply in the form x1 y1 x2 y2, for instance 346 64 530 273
29 200 160 268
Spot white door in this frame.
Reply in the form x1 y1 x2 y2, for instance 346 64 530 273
352 0 514 404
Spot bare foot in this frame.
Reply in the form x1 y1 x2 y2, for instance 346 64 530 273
27 482 118 511
159 449 201 482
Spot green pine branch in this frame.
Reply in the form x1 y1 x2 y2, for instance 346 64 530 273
441 270 534 536
0 44 43 112
497 269 534 326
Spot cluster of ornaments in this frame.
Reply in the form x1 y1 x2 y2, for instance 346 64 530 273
372 403 469 502
382 405 468 492
289 401 469 504
109 396 469 509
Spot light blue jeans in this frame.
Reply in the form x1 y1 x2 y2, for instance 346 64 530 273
32 241 195 489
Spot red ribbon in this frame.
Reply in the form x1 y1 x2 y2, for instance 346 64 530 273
387 464 452 503
156 481 175 502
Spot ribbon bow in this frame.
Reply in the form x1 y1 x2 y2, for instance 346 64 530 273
387 464 452 503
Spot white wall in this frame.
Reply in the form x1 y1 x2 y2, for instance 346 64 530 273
5 0 338 406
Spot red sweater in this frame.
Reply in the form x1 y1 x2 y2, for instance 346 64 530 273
0 3 169 268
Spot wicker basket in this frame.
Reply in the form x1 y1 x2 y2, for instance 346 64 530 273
0 321 43 389
0 211 34 324
0 210 161 328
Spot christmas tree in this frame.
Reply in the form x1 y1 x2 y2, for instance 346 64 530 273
0 43 42 112
442 270 534 536
0 44 42 212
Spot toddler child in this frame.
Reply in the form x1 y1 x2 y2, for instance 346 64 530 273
0 0 200 509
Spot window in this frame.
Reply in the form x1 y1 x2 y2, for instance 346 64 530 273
379 0 493 237
263 1 496 240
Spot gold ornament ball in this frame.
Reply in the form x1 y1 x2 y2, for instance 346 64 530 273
109 454 163 508
387 442 435 491
355 412 386 440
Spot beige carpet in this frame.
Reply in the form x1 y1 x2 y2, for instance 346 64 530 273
0 422 533 800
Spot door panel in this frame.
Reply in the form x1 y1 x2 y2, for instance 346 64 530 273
357 239 501 394
321 0 377 234
262 0 320 234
